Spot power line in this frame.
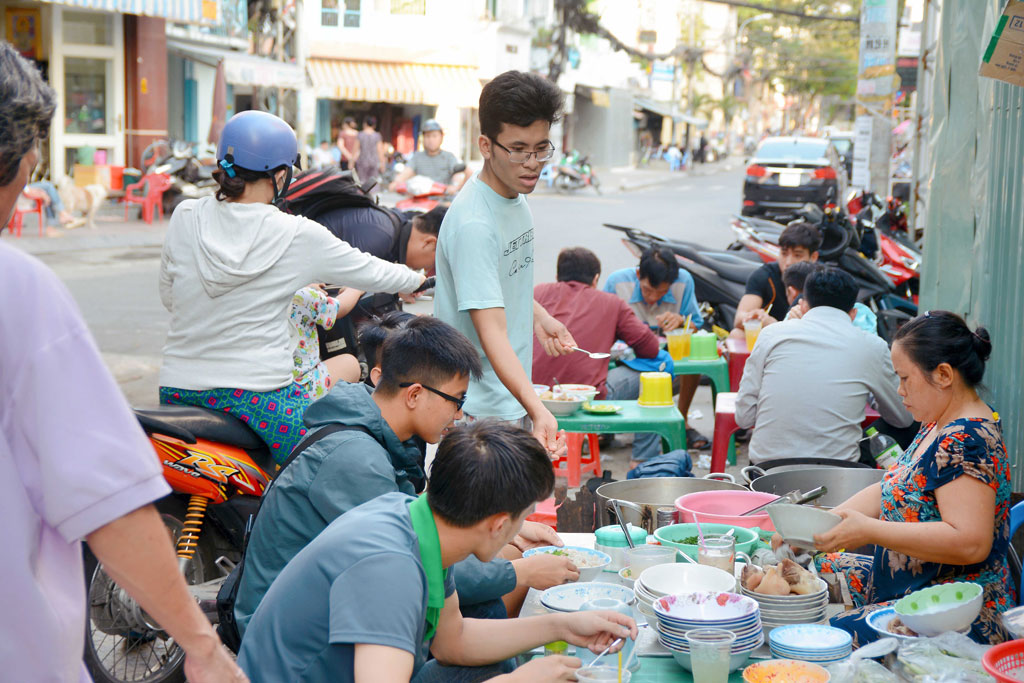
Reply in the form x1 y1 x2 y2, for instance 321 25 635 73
700 0 860 23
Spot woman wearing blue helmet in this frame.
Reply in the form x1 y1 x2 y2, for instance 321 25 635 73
157 111 425 460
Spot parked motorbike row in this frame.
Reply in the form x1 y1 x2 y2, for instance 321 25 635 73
551 151 601 194
604 191 921 344
140 140 219 216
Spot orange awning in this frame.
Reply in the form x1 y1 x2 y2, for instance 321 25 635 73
308 58 481 108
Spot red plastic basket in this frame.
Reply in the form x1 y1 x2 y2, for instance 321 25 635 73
983 639 1024 682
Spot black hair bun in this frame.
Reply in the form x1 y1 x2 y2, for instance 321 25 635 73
972 326 993 363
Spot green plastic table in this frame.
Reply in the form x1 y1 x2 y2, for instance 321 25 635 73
555 400 686 454
529 655 745 681
670 355 736 465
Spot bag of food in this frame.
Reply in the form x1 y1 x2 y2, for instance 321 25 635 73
893 632 991 682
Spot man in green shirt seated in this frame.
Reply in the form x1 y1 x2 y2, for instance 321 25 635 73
238 420 636 682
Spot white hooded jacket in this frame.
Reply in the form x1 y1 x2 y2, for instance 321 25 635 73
158 196 422 392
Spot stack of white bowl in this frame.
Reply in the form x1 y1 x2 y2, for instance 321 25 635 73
633 563 738 620
741 578 829 633
768 624 852 664
651 591 764 673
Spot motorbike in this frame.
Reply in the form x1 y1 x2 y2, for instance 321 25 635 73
83 407 273 683
392 174 449 213
141 140 218 216
608 218 917 343
553 153 601 194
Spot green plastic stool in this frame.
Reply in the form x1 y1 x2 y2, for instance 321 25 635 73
670 355 735 465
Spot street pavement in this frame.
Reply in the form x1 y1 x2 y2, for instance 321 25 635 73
9 158 749 478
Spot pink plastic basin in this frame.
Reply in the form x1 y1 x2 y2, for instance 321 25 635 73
674 490 778 531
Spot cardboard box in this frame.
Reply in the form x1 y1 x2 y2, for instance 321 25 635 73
73 164 112 188
980 0 1024 88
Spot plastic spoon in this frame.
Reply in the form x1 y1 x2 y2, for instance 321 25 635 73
570 346 611 360
586 637 624 669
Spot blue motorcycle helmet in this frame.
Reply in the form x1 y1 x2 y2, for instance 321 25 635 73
216 110 300 203
421 118 443 133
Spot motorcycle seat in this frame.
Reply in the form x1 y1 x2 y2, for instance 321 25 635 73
135 406 266 453
696 252 760 285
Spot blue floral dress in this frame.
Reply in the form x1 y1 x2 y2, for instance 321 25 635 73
815 415 1013 645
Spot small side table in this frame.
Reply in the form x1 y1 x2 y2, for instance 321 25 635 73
555 400 686 457
671 355 731 405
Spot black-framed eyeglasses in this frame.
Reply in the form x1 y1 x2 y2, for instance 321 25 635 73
489 138 556 164
399 382 467 411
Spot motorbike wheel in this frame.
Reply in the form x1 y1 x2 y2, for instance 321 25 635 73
82 495 217 683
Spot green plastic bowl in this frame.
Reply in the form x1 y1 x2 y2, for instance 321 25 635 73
654 523 759 561
893 582 984 637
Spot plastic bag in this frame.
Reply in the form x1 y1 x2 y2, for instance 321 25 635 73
893 631 992 682
826 658 900 683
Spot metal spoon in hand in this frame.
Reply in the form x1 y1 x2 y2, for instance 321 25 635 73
570 346 611 359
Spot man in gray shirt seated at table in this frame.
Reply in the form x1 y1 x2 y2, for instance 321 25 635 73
389 119 468 193
735 267 912 465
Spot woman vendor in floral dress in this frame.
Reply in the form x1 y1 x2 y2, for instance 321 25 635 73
811 311 1012 645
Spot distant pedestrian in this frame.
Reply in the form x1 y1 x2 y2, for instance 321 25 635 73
310 141 336 169
697 133 708 163
337 116 359 171
355 115 383 192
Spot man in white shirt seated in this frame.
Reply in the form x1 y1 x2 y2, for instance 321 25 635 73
736 267 913 465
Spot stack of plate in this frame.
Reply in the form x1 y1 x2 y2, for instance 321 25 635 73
741 578 829 632
768 624 853 664
633 563 737 620
652 591 764 673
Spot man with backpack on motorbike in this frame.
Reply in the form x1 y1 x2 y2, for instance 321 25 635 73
389 118 468 194
0 41 246 683
733 221 821 334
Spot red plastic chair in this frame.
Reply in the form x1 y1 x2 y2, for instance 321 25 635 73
551 433 602 488
6 194 45 237
124 173 172 224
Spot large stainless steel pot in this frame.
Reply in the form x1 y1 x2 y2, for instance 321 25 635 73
743 466 884 508
595 475 746 533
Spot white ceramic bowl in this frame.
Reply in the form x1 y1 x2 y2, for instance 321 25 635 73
639 563 737 598
523 546 612 582
767 504 842 549
533 384 550 395
557 384 599 401
540 581 635 613
618 567 636 589
541 396 585 416
662 636 763 673
742 579 828 604
893 582 984 637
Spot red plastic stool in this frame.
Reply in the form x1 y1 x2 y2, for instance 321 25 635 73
552 433 602 488
527 497 558 530
711 392 742 474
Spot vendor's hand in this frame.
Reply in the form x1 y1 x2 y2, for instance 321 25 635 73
771 532 807 555
532 407 567 459
560 611 638 654
813 508 876 553
516 554 579 590
534 314 576 357
503 655 581 682
513 521 562 552
656 311 687 332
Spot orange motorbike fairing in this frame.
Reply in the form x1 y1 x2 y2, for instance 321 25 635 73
151 434 271 503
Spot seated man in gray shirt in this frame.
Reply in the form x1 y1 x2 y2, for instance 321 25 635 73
235 317 577 636
736 267 912 464
237 421 636 683
389 119 468 193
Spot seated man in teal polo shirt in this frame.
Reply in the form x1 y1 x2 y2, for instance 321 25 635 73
604 246 707 464
237 420 636 682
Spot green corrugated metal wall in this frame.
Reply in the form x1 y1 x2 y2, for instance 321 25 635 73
919 0 1024 489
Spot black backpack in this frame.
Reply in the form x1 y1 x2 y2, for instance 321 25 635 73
277 168 406 233
216 423 373 653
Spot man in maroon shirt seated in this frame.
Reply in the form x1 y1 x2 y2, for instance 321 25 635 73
533 247 659 401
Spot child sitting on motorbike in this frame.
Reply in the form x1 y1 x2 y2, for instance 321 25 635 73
289 285 362 399
158 111 424 463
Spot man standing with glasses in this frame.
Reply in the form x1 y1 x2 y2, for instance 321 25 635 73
435 70 575 457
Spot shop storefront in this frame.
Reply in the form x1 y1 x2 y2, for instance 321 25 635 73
2 0 211 179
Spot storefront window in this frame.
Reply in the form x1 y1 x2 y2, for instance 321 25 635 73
63 11 112 45
65 58 108 135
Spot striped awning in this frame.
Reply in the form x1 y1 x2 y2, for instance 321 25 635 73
308 58 481 108
41 0 214 25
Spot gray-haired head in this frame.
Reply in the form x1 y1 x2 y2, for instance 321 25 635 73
0 41 56 186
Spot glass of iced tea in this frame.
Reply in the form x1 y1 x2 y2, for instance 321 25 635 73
697 534 738 575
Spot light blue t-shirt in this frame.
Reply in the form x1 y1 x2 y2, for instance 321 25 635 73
434 174 534 420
